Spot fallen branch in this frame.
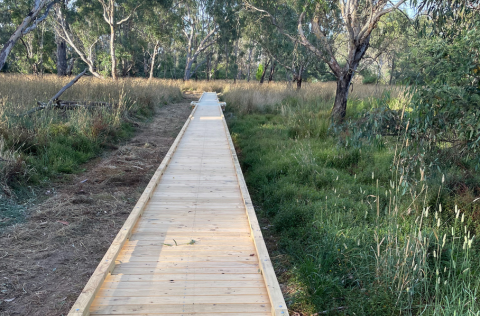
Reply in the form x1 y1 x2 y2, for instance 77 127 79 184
22 68 88 116
48 68 88 105
25 100 113 116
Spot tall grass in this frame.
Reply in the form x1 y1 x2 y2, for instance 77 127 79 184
227 87 480 315
221 81 402 114
0 74 183 194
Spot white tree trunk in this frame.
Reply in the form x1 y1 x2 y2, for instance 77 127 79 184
0 0 56 71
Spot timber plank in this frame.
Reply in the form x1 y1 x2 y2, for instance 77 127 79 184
90 303 271 315
100 280 265 289
105 273 262 283
96 287 267 297
92 295 269 305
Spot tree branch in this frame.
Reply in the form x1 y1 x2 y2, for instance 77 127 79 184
22 0 58 35
117 4 141 25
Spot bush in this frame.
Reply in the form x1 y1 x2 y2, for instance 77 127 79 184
360 68 379 84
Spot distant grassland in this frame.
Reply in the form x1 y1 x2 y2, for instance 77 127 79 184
182 79 403 113
0 74 183 195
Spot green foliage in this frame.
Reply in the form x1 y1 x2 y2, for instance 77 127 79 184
255 64 264 81
405 19 480 167
360 68 379 84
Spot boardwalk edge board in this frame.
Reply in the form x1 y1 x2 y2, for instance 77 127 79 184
67 103 198 316
221 110 289 316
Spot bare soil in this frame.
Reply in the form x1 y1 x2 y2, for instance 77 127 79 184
0 93 199 316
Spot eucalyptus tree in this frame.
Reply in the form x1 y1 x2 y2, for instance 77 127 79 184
181 0 218 80
97 0 141 80
181 0 240 80
56 1 106 78
0 0 58 71
54 1 68 76
243 2 313 88
135 2 180 79
246 0 409 121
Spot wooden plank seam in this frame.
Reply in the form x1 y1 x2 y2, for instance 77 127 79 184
221 107 289 316
67 94 201 316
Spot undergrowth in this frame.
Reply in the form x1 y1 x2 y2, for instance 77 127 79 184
227 90 480 315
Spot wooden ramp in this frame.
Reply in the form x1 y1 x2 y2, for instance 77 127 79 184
68 92 289 316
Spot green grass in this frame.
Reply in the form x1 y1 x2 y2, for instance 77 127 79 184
227 95 480 315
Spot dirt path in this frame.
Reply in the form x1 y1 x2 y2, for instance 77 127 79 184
0 93 200 316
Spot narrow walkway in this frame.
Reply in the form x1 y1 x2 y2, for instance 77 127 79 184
69 93 288 316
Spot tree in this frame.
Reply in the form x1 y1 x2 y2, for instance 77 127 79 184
0 0 57 71
181 0 219 80
246 0 408 121
137 4 178 79
54 1 68 76
56 1 105 78
244 3 314 89
181 0 240 81
97 0 140 80
397 0 480 164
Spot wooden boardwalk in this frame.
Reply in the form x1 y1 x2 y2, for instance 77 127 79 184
68 93 288 316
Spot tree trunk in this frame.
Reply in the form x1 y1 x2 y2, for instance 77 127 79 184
206 53 211 81
246 45 253 82
149 42 159 80
225 42 229 80
66 58 75 75
295 65 304 90
184 57 194 81
234 39 239 84
38 25 45 76
268 61 276 83
143 50 148 78
389 55 395 85
331 73 353 121
173 53 178 79
110 24 117 80
259 59 270 84
57 17 103 79
329 36 369 121
296 77 302 90
213 54 219 80
56 37 67 76
237 66 242 82
55 2 67 76
0 29 24 71
0 1 54 71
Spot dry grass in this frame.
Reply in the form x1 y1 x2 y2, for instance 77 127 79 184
219 81 403 114
176 79 403 114
0 74 183 194
0 74 183 115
